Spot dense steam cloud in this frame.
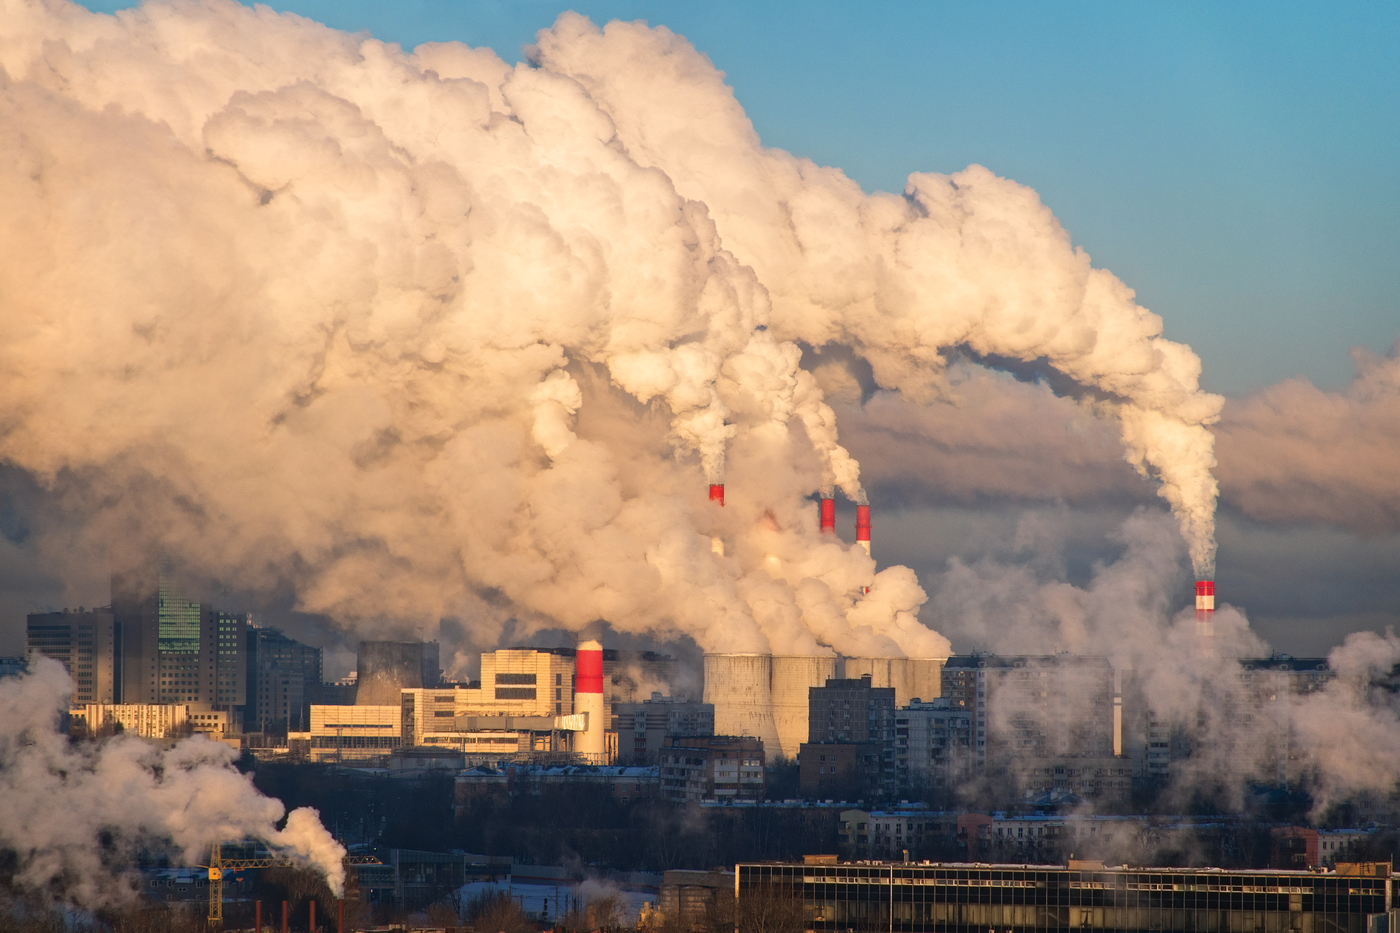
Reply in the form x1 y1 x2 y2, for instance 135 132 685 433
0 660 345 905
0 0 1225 660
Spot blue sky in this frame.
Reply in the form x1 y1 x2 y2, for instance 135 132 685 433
81 0 1400 396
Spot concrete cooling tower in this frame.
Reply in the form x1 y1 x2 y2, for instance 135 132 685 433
770 655 838 761
704 653 837 760
703 654 781 757
842 657 945 707
355 640 441 705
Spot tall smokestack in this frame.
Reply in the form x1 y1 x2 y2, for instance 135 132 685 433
819 497 835 535
574 639 606 762
856 504 871 555
1195 580 1215 654
709 484 724 506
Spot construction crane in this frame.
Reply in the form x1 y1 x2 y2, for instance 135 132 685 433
202 843 382 929
202 842 298 926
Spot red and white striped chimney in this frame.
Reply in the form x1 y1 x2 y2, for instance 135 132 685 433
1195 580 1216 653
819 497 836 535
574 639 606 761
856 504 871 555
708 484 725 507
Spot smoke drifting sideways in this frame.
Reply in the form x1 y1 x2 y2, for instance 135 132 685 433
0 0 1217 662
923 508 1400 813
0 659 345 906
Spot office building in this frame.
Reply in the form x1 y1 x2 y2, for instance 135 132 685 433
26 608 116 705
736 859 1395 933
110 568 247 714
246 627 322 732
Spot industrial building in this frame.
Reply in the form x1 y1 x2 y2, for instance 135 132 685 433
703 653 838 760
354 640 441 705
736 858 1397 933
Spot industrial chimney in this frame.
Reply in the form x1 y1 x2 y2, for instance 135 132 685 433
819 497 835 535
575 639 607 761
1195 580 1215 654
709 484 725 506
856 504 871 555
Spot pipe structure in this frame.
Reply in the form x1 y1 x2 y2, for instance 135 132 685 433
310 899 316 933
574 639 607 762
856 504 871 555
282 901 288 933
338 900 344 933
709 484 725 506
256 902 262 933
819 497 835 535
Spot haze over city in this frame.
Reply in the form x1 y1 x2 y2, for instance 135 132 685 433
0 2 1398 931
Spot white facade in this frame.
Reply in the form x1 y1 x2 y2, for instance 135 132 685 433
78 703 188 739
308 704 401 761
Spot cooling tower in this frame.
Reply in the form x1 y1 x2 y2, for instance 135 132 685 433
356 640 441 705
770 655 838 760
703 653 780 755
842 657 945 707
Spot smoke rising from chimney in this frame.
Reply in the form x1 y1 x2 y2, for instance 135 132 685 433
0 1 1223 659
0 660 345 905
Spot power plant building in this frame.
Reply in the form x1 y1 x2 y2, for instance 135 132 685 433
844 657 944 708
704 653 838 760
355 640 441 706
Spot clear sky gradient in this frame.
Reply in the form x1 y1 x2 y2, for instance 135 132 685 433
78 1 1400 396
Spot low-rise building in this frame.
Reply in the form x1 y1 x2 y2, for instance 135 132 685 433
308 704 401 762
661 735 765 802
76 703 189 739
838 807 961 860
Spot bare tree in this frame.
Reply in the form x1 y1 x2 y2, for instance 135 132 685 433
735 883 804 933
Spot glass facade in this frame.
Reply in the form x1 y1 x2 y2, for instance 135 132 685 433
737 861 1394 933
157 575 201 654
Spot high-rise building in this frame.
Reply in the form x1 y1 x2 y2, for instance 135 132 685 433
110 567 247 716
246 627 322 732
940 655 1118 780
26 608 117 705
896 699 974 793
800 675 899 800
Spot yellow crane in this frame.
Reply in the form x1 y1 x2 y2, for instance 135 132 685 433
202 842 298 926
201 843 382 929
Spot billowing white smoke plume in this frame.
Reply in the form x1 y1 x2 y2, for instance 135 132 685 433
0 660 345 905
923 508 1400 811
0 0 1218 664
